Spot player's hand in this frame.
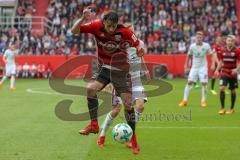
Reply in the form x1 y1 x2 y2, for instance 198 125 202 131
137 47 144 57
231 68 238 75
214 70 219 77
82 7 92 20
145 70 151 82
184 65 189 73
210 64 215 71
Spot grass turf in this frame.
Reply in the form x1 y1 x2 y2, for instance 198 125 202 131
0 79 240 160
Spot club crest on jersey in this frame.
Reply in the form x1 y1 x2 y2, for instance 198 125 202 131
231 52 235 56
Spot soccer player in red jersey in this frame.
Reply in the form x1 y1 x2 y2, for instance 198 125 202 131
215 35 240 115
71 7 145 153
211 36 222 95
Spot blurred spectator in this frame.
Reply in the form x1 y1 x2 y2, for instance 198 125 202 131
16 64 23 78
0 0 238 55
22 63 30 78
30 63 37 78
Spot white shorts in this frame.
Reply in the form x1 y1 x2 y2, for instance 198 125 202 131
112 85 148 106
188 67 208 83
5 64 16 76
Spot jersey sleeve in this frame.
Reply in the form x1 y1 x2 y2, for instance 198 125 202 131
124 28 140 47
3 50 8 58
212 44 217 52
218 49 224 60
237 49 240 62
79 21 101 34
187 45 193 55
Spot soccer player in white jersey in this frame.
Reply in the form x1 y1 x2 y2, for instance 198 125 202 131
179 31 216 107
0 43 18 90
97 40 148 154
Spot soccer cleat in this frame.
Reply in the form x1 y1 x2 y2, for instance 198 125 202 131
218 109 225 115
178 100 188 107
79 121 99 135
10 87 16 91
97 136 105 147
226 109 235 115
211 90 217 95
201 101 207 108
131 134 140 154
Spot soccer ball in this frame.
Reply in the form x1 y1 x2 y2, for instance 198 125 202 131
112 123 133 143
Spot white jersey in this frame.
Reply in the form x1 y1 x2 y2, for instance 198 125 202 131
188 42 211 69
127 46 143 89
4 49 17 66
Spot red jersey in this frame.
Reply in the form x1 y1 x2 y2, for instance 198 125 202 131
218 47 240 78
212 44 222 59
80 20 140 69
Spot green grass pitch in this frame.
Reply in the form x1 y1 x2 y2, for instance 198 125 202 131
0 79 240 160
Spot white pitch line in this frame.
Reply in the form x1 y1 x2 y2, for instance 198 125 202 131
137 126 240 129
26 88 77 97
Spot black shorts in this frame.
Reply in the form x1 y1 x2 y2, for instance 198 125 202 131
219 76 238 90
92 67 132 95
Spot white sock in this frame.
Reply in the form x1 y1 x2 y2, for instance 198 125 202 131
135 109 142 122
1 76 7 83
201 85 207 102
183 84 191 101
100 113 114 137
10 76 15 88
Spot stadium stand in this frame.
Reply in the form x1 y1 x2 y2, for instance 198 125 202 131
0 0 239 55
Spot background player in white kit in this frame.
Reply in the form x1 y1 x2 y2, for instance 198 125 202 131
179 31 216 107
0 43 18 90
97 40 148 154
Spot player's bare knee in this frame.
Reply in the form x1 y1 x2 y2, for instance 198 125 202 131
220 86 225 92
111 106 121 118
187 81 193 85
231 89 236 94
86 83 97 97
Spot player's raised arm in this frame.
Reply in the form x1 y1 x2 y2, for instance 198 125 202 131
71 7 92 35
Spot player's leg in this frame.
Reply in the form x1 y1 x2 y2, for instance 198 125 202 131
10 65 16 90
10 74 16 90
201 83 207 107
210 65 217 95
126 98 145 151
79 80 106 135
0 65 10 86
199 68 208 107
179 68 197 106
97 103 121 147
218 77 227 115
121 92 141 154
79 67 110 135
211 77 217 95
0 74 7 86
226 78 238 114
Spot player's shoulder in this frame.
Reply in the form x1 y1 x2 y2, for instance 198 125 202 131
202 42 210 48
4 49 11 54
233 47 240 53
221 47 227 52
189 43 196 48
116 24 132 33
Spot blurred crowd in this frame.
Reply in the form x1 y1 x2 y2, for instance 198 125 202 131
0 0 239 55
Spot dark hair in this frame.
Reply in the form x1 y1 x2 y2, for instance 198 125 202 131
103 11 119 23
